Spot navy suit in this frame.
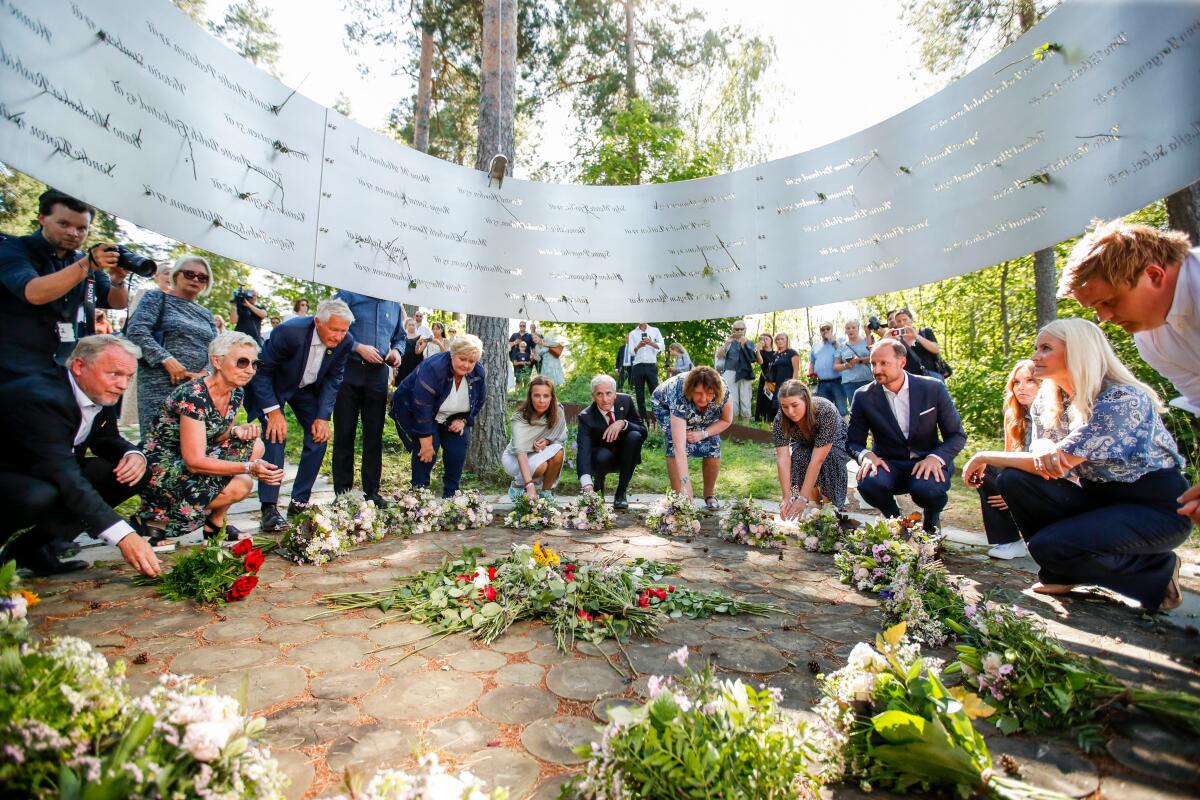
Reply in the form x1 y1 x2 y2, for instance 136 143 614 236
576 393 646 497
846 374 966 525
245 317 354 505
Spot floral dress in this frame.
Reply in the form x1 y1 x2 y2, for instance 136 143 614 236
772 395 851 507
651 372 730 458
135 379 255 537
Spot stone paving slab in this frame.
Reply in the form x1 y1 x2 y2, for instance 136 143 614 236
25 496 1200 798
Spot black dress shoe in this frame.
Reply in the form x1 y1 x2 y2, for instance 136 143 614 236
365 493 390 509
260 505 287 532
16 545 87 577
923 512 941 533
286 501 310 518
613 494 629 511
53 540 82 558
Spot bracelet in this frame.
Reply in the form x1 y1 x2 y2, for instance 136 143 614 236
525 480 535 487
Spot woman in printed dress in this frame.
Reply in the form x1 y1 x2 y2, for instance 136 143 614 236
651 366 733 511
134 332 284 542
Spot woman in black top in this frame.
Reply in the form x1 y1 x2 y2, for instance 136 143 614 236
754 333 777 422
395 317 426 385
770 333 800 385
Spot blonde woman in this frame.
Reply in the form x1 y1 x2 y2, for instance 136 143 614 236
963 319 1188 610
976 360 1039 560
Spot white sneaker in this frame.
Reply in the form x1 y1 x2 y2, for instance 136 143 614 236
987 540 1028 560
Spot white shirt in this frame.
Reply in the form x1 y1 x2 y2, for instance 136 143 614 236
414 323 434 339
436 375 471 423
299 334 327 388
1134 248 1200 416
625 325 664 366
858 372 945 465
67 373 142 546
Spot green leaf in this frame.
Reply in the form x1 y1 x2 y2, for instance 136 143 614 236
480 602 503 618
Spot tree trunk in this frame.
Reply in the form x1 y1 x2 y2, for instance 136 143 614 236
467 0 517 473
414 19 434 153
1166 180 1200 245
1034 247 1057 328
624 0 637 103
999 262 1010 357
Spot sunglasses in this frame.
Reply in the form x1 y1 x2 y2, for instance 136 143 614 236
820 327 831 332
180 269 210 283
233 357 262 370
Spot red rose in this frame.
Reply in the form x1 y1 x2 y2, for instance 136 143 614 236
638 596 650 608
487 567 497 580
231 539 253 557
243 549 265 573
565 573 575 582
668 585 676 593
577 610 592 622
224 574 259 602
655 589 667 601
484 586 497 602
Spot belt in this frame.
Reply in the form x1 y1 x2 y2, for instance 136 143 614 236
818 378 840 383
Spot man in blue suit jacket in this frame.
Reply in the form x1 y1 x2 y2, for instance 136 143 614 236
846 338 967 532
245 298 356 531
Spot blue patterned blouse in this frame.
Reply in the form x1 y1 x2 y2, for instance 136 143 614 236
1040 383 1184 483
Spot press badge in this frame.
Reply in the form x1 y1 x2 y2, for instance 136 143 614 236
57 322 77 342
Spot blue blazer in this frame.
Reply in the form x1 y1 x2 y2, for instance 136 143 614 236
245 316 355 421
391 350 487 438
846 374 966 466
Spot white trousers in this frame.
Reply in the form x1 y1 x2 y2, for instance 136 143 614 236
722 372 754 418
501 442 564 483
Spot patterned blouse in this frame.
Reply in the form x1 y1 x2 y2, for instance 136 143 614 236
1038 383 1184 483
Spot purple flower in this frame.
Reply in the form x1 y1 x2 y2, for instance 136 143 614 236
878 589 894 600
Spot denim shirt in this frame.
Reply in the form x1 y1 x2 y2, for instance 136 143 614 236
810 340 841 380
334 290 405 354
837 340 872 383
1038 383 1184 483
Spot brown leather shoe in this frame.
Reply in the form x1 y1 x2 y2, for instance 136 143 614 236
1032 582 1079 596
1159 555 1183 611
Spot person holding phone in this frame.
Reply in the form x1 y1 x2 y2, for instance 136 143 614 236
834 318 873 411
625 322 664 425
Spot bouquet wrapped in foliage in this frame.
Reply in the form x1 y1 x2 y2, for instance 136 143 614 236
282 492 387 564
563 492 617 530
384 485 442 536
719 496 785 548
436 489 494 531
798 505 858 553
503 494 564 530
567 645 830 799
327 753 507 800
817 623 1072 800
135 537 274 604
323 543 774 652
644 490 702 538
0 560 36 642
946 600 1200 747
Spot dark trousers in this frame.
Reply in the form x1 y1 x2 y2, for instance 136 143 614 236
0 457 147 553
332 359 389 496
256 386 326 506
816 379 847 416
996 467 1190 609
857 457 951 522
587 429 646 497
977 465 1021 544
616 367 627 392
629 363 658 423
410 421 471 498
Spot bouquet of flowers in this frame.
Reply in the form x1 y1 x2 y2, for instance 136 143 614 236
563 492 617 530
719 496 785 549
816 623 1072 800
323 543 774 653
135 537 273 604
0 559 36 643
384 485 442 536
798 505 857 553
566 646 830 799
436 489 494 531
644 490 702 538
946 600 1200 747
503 494 564 530
327 754 507 800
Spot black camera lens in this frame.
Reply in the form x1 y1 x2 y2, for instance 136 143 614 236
114 245 158 277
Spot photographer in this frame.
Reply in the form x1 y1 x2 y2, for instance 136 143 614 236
231 287 267 345
0 189 131 383
892 308 948 381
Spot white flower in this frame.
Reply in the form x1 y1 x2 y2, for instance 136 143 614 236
472 571 491 590
846 642 886 672
668 646 689 669
181 719 240 762
647 675 668 698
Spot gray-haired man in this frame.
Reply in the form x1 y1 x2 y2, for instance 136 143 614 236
575 375 646 509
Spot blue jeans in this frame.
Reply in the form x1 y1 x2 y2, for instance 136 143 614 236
257 386 326 506
857 457 951 523
816 379 846 416
997 467 1189 609
841 380 870 413
411 420 471 497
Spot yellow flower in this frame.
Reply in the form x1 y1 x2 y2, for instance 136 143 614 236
948 686 995 719
18 589 39 606
531 542 560 567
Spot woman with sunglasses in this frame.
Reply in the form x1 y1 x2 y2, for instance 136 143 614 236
133 331 284 543
125 255 218 435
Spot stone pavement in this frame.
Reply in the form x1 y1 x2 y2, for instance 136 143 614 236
30 473 1200 798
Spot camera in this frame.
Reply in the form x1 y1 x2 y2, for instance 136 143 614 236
232 287 256 305
95 244 158 277
866 315 884 332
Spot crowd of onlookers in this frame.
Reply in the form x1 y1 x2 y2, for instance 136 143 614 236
0 188 1195 616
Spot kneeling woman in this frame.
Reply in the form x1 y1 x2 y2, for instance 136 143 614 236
391 334 487 497
962 318 1188 611
650 367 733 510
503 376 567 501
134 332 285 542
773 379 851 520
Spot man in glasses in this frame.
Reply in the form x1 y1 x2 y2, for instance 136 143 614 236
0 189 130 384
245 298 357 531
331 289 404 508
0 335 161 577
810 321 847 415
716 320 756 420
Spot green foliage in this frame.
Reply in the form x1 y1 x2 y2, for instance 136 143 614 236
0 162 43 234
578 99 719 186
268 273 336 316
554 318 736 390
211 0 281 76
